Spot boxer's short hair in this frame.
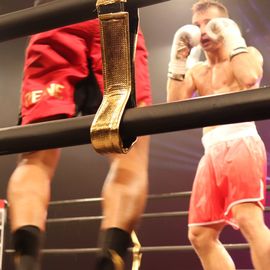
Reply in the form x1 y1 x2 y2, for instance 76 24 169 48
192 0 229 17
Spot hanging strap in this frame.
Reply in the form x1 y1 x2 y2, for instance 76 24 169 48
91 0 138 154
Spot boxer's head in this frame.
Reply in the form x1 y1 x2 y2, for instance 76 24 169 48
192 0 229 18
192 1 228 51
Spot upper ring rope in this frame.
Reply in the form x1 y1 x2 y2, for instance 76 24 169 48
0 0 170 42
0 87 270 155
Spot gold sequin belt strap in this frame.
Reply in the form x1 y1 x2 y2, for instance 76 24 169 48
90 0 138 154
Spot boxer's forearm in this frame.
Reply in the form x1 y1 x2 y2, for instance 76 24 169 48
167 75 195 102
167 79 183 101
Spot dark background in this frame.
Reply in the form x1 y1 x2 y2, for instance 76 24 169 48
0 0 269 269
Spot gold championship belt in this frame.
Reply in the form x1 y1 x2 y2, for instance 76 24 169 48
90 0 138 154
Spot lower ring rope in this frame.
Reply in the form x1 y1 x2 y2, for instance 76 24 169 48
46 206 270 224
5 243 250 255
49 191 193 206
3 185 269 261
46 211 189 224
49 185 270 206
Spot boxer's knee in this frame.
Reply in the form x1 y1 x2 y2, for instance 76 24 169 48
188 225 222 252
18 149 61 178
103 164 148 203
232 203 265 241
8 149 60 204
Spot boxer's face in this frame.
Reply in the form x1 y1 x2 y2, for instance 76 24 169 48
192 6 225 52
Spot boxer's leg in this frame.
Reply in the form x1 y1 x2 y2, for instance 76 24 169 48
8 148 61 270
96 135 149 270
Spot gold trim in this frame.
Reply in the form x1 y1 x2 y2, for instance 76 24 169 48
131 231 142 270
109 249 125 270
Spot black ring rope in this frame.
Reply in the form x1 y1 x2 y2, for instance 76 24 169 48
46 207 270 224
0 0 170 42
49 184 270 205
5 243 250 254
1 87 270 155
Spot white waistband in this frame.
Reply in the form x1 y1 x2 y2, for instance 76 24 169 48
202 122 260 149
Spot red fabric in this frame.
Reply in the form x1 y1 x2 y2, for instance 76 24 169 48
21 19 152 124
0 200 5 209
188 136 267 228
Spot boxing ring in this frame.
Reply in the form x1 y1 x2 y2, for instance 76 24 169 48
0 0 270 269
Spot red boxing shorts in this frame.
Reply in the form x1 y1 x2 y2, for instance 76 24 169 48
19 19 152 125
188 122 267 229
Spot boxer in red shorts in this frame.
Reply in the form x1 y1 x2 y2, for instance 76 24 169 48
189 122 266 228
20 19 151 125
167 0 270 269
7 1 151 270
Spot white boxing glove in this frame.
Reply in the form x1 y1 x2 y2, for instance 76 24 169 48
186 45 202 69
205 18 248 59
168 24 201 80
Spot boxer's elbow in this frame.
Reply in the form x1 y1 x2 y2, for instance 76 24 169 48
241 77 259 89
239 68 262 89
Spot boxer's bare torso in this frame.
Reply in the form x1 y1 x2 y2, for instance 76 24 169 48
167 46 262 134
190 46 262 133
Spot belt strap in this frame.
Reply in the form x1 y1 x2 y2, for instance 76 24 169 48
90 0 138 154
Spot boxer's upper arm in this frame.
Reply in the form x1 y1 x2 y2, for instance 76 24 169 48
248 46 263 68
